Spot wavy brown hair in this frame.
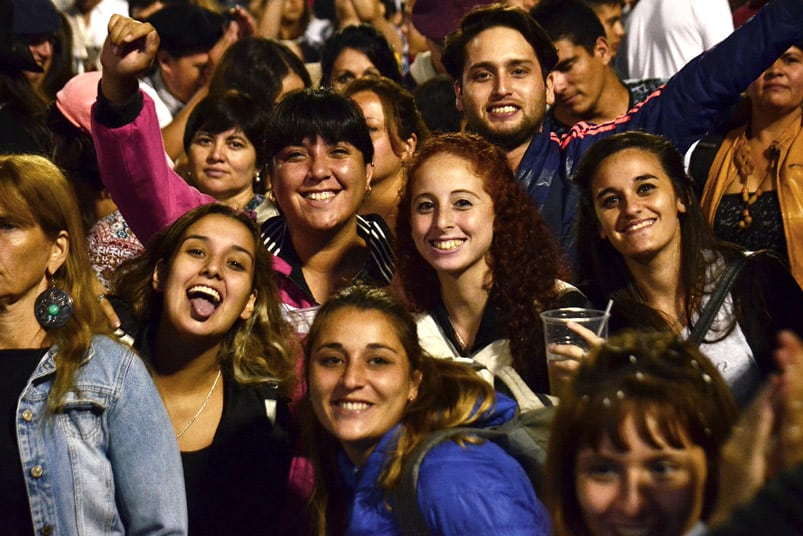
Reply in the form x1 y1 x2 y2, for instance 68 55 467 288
301 285 496 536
0 154 109 410
546 331 738 536
112 204 297 392
395 132 569 392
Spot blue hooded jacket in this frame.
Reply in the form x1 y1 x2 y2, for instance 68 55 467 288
336 393 550 535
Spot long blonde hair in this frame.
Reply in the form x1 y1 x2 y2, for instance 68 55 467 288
301 285 495 535
0 154 109 410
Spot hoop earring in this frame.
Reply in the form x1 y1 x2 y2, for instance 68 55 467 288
34 279 74 330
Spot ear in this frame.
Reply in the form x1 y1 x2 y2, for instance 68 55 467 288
676 195 687 214
364 161 374 190
239 290 257 320
545 72 555 108
156 50 172 73
152 259 166 292
46 231 69 276
595 36 611 66
401 132 418 161
454 80 464 112
408 369 423 402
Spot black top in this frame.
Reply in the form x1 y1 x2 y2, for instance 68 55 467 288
714 191 788 266
181 375 292 536
0 348 47 536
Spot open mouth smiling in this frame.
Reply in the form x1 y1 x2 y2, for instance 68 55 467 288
431 239 466 251
187 285 221 318
303 190 337 201
620 218 656 233
334 400 372 411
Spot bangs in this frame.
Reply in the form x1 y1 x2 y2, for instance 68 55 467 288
267 89 373 164
580 398 692 453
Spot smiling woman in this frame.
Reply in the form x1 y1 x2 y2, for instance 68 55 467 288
574 131 803 408
302 285 551 535
112 203 298 535
546 331 737 536
395 132 587 398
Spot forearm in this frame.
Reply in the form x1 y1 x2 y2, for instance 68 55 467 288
91 91 214 243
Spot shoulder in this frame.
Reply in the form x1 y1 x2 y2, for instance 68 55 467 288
416 439 549 535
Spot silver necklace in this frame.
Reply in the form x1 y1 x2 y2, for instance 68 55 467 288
175 369 222 439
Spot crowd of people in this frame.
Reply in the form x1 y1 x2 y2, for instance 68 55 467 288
2 0 803 534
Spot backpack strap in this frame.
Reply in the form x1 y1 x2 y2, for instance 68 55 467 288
471 341 556 411
689 250 758 346
393 427 498 536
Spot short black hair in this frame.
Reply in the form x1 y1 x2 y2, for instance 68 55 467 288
530 0 606 54
183 91 270 169
442 5 557 83
320 24 402 87
265 88 374 169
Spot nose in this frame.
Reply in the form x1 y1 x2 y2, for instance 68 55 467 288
341 360 366 389
435 207 454 231
201 255 223 279
493 72 511 96
207 139 225 162
764 58 785 78
620 193 642 216
616 470 648 518
308 151 331 181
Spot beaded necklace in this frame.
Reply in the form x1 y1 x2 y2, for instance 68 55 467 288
731 120 800 232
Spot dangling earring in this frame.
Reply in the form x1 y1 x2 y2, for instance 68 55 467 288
34 279 74 330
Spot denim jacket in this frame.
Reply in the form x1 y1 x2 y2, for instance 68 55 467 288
16 335 187 535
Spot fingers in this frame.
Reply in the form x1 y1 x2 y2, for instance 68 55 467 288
107 15 157 52
548 342 587 361
775 330 803 370
92 277 121 329
709 382 778 527
566 321 605 346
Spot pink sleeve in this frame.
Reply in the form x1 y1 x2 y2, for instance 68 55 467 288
91 92 216 244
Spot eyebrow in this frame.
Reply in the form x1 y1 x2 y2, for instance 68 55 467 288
595 174 658 202
315 342 400 353
182 235 255 261
468 58 534 72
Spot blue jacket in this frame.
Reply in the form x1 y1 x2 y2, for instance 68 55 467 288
16 335 187 535
517 0 803 258
337 394 550 535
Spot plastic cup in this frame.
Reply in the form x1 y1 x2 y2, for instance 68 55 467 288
540 307 609 362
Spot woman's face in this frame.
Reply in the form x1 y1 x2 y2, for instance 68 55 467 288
409 153 495 280
188 127 258 206
590 148 686 262
350 90 407 184
271 136 372 235
330 48 381 92
282 0 305 24
154 214 257 341
747 46 803 114
575 413 707 536
308 307 421 466
277 71 306 104
0 201 67 310
21 34 54 87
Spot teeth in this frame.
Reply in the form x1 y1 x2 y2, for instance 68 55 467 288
188 285 221 305
625 219 654 232
305 191 335 201
490 105 517 114
432 239 465 250
338 401 370 411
